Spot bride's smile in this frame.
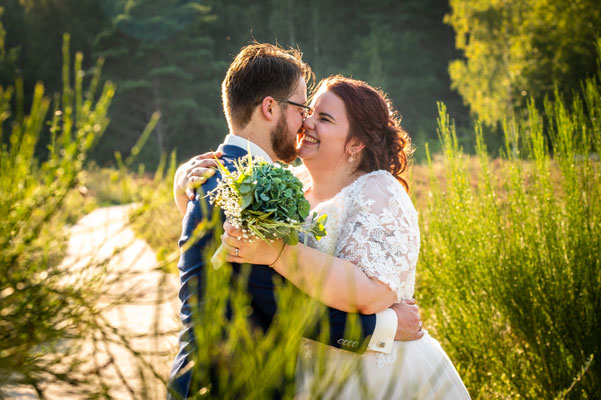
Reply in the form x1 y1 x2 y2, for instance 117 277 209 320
298 131 319 144
297 91 353 169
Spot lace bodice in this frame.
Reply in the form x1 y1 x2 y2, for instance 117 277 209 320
297 168 420 301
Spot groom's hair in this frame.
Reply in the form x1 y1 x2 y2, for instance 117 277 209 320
222 42 312 129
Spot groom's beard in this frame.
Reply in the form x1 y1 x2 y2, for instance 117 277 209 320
271 114 298 164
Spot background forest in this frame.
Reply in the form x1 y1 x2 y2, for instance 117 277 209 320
1 0 598 167
1 0 600 399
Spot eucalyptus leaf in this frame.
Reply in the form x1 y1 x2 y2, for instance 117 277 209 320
241 194 252 210
284 230 299 245
239 183 252 194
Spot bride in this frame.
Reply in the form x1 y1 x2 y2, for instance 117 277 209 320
218 75 470 399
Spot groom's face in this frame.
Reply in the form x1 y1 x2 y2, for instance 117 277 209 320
271 77 308 164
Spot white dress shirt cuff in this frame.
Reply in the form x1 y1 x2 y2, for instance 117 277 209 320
367 308 397 354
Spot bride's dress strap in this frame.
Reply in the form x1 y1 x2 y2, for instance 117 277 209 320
336 171 420 301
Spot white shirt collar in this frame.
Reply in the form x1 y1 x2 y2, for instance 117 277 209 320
221 134 273 164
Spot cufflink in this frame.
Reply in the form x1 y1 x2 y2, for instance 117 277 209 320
377 341 386 348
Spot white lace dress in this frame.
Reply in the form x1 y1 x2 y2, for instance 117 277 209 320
295 169 470 399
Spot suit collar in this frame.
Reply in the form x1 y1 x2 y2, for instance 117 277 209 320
217 144 248 159
219 134 273 163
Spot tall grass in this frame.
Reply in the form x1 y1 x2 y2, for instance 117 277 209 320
417 43 601 399
0 35 114 395
3 32 598 398
134 43 600 397
0 36 174 398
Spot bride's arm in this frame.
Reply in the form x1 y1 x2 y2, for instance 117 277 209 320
222 223 397 315
173 152 221 215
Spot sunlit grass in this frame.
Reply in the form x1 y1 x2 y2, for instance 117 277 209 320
131 56 601 398
3 32 600 399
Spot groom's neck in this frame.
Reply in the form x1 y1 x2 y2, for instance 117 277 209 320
229 123 277 162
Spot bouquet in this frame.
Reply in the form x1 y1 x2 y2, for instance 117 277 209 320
209 155 327 269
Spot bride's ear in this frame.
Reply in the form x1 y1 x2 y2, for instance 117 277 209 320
346 139 365 155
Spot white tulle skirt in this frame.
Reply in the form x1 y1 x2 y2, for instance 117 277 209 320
296 331 470 399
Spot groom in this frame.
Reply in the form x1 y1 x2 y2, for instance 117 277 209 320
168 43 423 399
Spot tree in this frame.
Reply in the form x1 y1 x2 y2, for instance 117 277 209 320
0 8 18 88
93 0 223 166
1 0 110 95
447 0 601 127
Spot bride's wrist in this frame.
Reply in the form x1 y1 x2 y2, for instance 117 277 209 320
270 241 297 270
269 241 287 268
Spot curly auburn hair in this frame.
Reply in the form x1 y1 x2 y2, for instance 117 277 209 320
317 75 413 191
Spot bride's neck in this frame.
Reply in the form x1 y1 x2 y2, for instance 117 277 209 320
307 165 362 205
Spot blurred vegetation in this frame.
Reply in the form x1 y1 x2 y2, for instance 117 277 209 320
0 36 174 398
1 1 598 166
447 0 601 128
417 40 601 399
1 1 600 398
1 0 465 165
0 34 115 394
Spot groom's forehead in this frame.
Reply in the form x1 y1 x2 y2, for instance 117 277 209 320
292 77 308 101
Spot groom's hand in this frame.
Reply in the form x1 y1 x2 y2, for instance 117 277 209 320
391 299 424 341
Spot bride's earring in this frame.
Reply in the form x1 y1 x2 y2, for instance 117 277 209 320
348 149 357 163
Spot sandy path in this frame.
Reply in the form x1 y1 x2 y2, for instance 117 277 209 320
4 204 181 399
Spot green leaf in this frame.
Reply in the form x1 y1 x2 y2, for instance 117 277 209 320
284 230 299 245
239 183 251 194
298 202 310 219
315 213 328 225
241 194 252 210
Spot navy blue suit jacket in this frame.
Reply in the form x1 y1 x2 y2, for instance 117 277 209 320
168 145 377 399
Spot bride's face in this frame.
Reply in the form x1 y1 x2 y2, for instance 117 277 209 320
297 90 351 170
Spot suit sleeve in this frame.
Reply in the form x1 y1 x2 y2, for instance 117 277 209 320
176 176 221 327
302 305 377 354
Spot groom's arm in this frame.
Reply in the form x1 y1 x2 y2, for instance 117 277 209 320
304 301 422 354
303 307 398 354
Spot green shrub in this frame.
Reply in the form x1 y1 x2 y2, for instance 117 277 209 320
0 35 118 396
417 44 601 398
128 152 182 274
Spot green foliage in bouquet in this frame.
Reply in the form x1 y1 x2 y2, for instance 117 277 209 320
210 155 327 245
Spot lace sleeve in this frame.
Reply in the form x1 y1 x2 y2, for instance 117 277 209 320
336 172 420 301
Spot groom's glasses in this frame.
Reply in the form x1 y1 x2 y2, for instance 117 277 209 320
274 98 313 120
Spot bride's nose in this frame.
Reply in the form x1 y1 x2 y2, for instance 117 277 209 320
303 114 315 129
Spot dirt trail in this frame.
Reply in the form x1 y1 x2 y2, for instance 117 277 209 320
5 205 181 399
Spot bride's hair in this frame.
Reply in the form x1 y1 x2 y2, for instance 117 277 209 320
317 75 413 191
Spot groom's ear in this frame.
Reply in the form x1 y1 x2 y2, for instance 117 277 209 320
260 96 277 122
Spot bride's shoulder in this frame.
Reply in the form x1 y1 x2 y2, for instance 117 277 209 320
348 170 415 211
352 170 405 195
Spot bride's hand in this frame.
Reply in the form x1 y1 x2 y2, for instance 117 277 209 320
221 222 283 266
175 151 223 200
